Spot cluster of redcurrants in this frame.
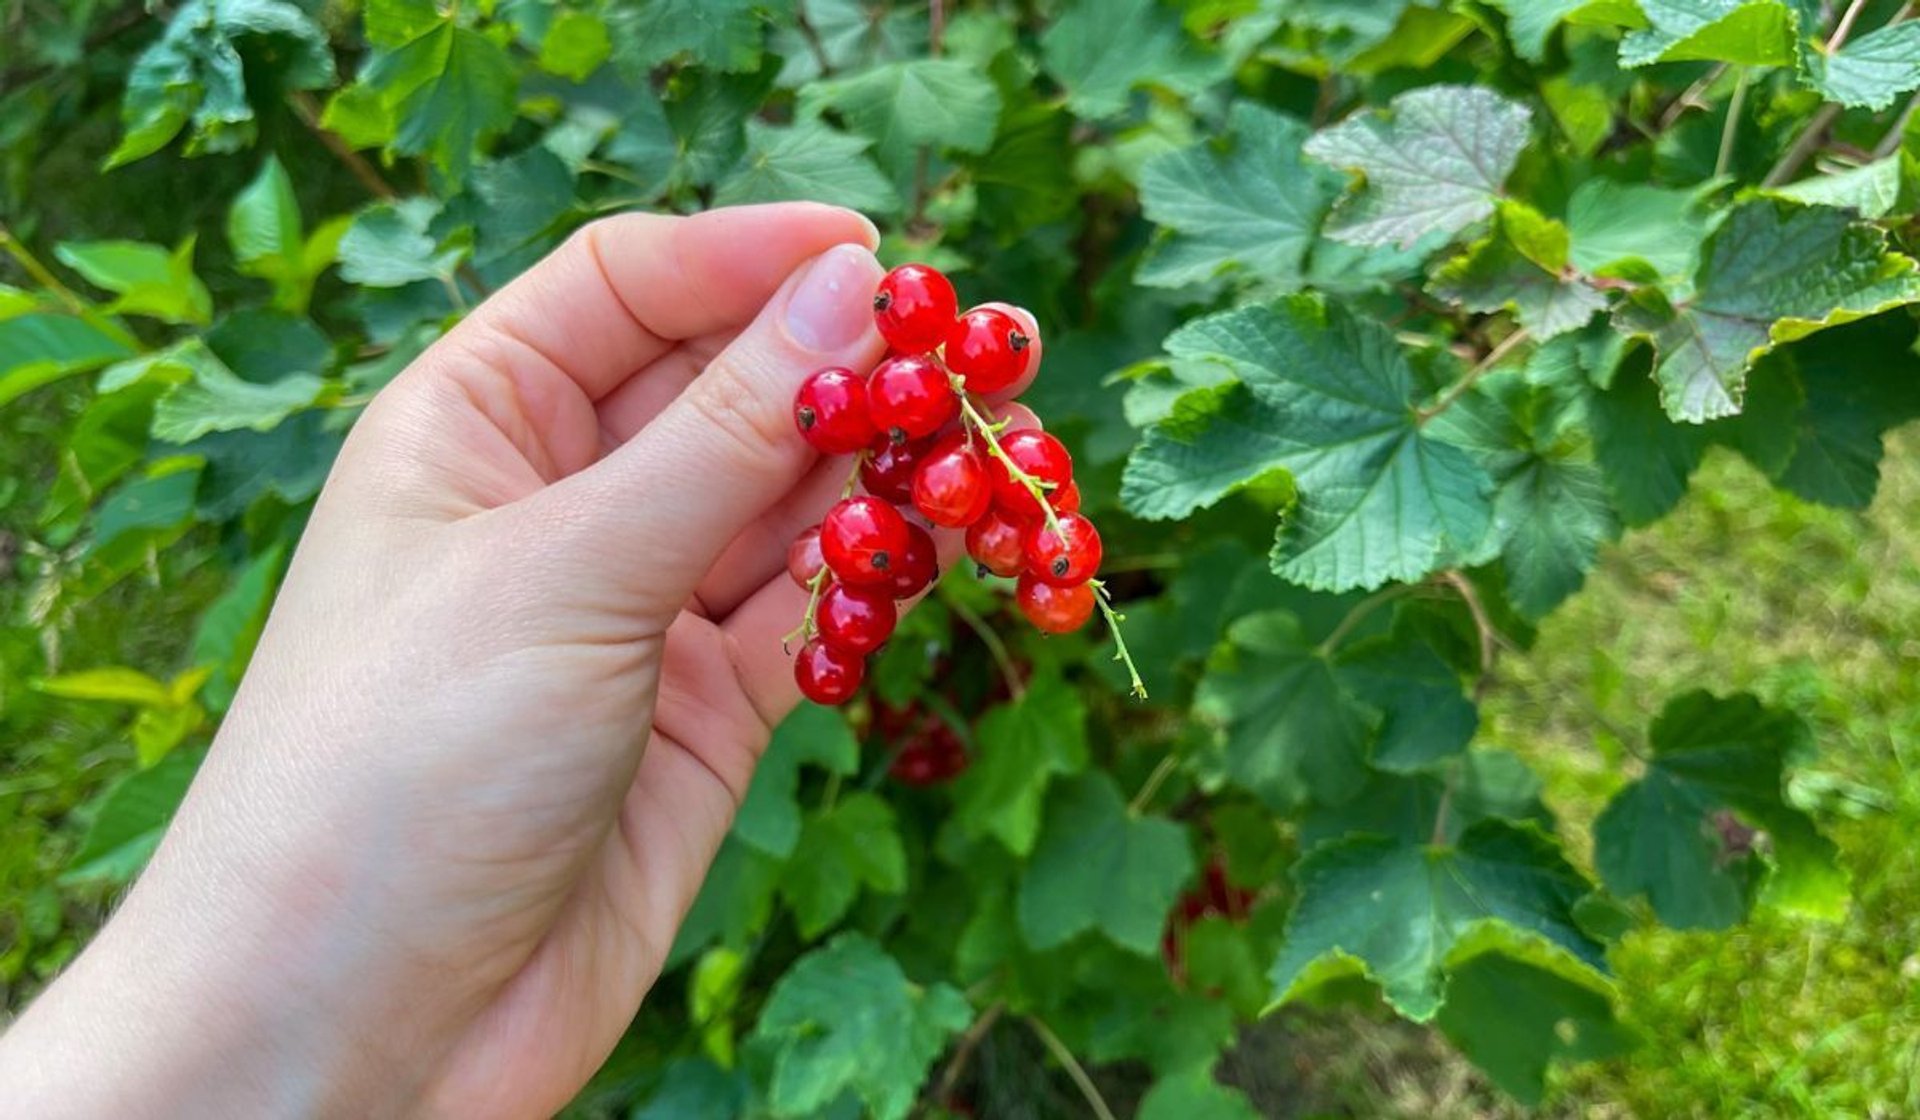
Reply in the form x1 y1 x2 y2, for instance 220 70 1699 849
787 263 1106 706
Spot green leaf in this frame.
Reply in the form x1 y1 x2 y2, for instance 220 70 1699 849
714 119 901 213
1195 612 1378 809
1803 21 1920 110
1615 200 1920 422
338 198 468 287
1039 0 1218 121
631 1058 749 1120
150 344 325 444
189 411 343 521
1585 359 1709 524
950 671 1089 856
1769 316 1920 508
108 0 335 167
90 466 202 555
1620 0 1802 67
192 540 287 713
1018 773 1195 955
1770 153 1906 217
1565 179 1710 279
62 748 206 884
734 704 860 859
357 17 519 175
779 793 906 938
1305 85 1533 250
1122 297 1496 591
1432 926 1638 1103
800 59 1002 171
227 157 329 312
1137 1068 1262 1120
1593 690 1848 928
1300 749 1551 848
35 666 175 706
1136 103 1342 289
1488 0 1646 61
608 0 779 74
0 314 137 407
669 837 784 968
536 8 612 81
751 933 973 1120
54 240 212 325
1434 215 1609 340
1333 633 1479 771
1270 820 1607 1020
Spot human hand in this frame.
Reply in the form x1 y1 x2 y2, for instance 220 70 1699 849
0 203 1040 1118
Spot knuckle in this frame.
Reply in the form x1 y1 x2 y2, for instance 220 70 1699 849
685 360 793 460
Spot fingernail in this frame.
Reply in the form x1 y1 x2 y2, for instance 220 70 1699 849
785 244 880 352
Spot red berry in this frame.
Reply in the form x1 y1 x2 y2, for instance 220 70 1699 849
795 639 864 705
816 583 897 655
987 429 1073 518
944 307 1030 394
965 506 1028 578
1016 574 1095 634
860 436 930 504
1054 479 1082 513
890 523 938 599
794 367 875 454
821 497 910 587
912 434 992 528
873 264 958 354
891 743 943 786
1025 512 1102 586
789 526 824 588
868 355 956 440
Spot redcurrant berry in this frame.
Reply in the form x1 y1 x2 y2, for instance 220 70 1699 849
821 496 910 586
987 429 1073 518
795 639 864 705
1025 512 1102 586
912 434 992 528
890 523 938 600
816 583 897 655
1016 574 1096 635
789 525 824 588
1053 479 1082 514
860 436 930 504
873 264 958 354
794 367 875 454
868 355 957 440
965 506 1028 578
944 307 1030 394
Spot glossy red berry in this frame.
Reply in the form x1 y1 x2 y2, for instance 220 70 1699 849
794 367 875 455
1025 513 1102 587
1053 479 1081 514
788 525 824 588
890 523 938 599
912 435 992 527
987 429 1073 518
860 436 930 504
795 639 864 705
816 583 897 655
821 497 910 586
874 264 958 354
1016 574 1095 634
965 506 1029 578
868 355 956 440
944 307 1030 394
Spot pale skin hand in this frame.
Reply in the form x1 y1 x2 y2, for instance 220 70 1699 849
0 203 1041 1119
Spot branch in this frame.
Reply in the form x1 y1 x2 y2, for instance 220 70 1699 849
1439 570 1500 701
1764 2 1915 187
1416 328 1530 425
1026 1016 1117 1120
926 1003 1002 1114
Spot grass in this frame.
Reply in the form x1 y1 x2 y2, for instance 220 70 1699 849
1248 434 1920 1118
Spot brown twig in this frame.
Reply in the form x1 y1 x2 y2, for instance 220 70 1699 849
290 91 398 200
1027 1016 1117 1120
1764 2 1915 186
926 1003 1002 1113
1415 328 1530 425
1439 570 1500 701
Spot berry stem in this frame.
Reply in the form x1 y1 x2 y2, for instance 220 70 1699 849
1091 580 1148 700
951 384 1068 542
783 460 868 651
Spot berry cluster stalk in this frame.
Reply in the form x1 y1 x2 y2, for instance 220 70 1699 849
952 386 1149 699
784 465 866 650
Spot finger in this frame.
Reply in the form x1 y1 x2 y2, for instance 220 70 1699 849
523 243 887 622
445 204 878 403
974 302 1043 405
694 454 849 618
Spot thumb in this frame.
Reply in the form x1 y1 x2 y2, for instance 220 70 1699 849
524 242 886 619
